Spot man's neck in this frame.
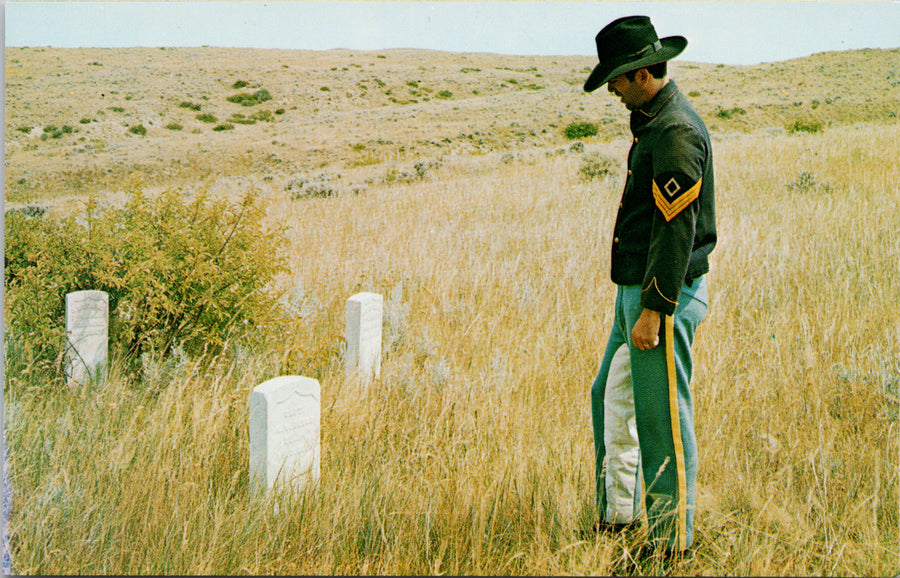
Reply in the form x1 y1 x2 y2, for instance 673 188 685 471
643 77 669 104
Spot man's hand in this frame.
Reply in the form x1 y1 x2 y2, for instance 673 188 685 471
632 308 661 350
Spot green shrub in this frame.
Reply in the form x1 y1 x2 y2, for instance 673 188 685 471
231 80 250 89
179 101 202 111
165 123 183 131
564 121 598 140
226 89 273 107
579 153 617 181
230 115 256 125
715 107 746 119
437 90 453 99
41 124 67 140
212 123 234 131
16 126 31 133
788 119 822 134
196 113 217 123
4 185 291 385
786 170 830 193
252 89 272 102
128 124 147 136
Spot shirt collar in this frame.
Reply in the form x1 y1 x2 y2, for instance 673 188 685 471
632 80 679 124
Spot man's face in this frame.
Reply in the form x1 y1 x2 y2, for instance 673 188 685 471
607 74 643 110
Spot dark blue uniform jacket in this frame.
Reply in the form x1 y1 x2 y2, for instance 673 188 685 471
610 80 717 316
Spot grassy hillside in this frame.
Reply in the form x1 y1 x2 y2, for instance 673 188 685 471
5 46 899 205
4 47 900 575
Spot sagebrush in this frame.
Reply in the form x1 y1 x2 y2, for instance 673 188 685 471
4 184 292 385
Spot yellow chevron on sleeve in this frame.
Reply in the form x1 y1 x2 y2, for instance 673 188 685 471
652 178 702 222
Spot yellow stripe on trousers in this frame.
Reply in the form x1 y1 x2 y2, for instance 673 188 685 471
665 315 688 551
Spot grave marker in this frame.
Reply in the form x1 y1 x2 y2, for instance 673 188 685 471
65 290 108 385
345 292 383 383
249 376 321 495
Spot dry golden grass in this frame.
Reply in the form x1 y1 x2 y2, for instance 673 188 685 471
4 47 899 575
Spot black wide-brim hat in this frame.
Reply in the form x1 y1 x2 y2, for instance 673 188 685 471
584 15 687 92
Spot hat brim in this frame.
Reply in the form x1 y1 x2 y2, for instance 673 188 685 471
583 35 687 93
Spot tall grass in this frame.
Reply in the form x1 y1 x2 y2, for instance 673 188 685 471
5 123 899 575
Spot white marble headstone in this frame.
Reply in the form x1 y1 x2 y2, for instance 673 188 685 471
345 292 383 383
249 376 321 495
65 290 108 385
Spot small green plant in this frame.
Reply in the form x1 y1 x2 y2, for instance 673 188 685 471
40 124 70 140
109 106 125 113
230 113 256 125
226 89 273 106
16 126 31 133
231 80 250 89
212 123 234 131
196 113 217 123
786 170 830 193
579 153 617 181
128 124 147 136
564 121 598 140
286 177 337 199
437 90 453 99
165 122 183 131
715 106 746 120
79 118 94 124
788 119 822 134
179 101 202 111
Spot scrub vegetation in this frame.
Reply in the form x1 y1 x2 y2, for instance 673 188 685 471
4 46 899 576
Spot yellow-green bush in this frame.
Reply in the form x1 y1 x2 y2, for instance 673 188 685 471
4 184 291 386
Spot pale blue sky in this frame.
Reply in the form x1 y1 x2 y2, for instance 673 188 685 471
3 1 899 64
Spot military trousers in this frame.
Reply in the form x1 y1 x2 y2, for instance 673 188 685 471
590 276 708 551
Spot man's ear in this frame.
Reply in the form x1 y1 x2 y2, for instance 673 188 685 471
635 67 651 85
